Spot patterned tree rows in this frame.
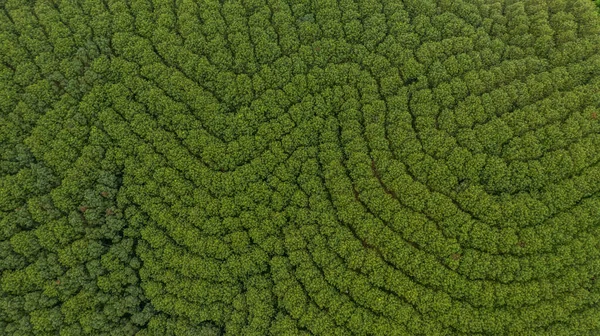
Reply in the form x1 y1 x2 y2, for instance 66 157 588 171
1 0 600 335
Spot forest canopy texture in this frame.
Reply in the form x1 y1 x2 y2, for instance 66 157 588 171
2 0 600 335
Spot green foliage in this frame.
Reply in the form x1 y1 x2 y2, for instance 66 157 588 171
1 0 600 335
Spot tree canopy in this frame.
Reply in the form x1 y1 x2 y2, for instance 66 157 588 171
1 0 600 335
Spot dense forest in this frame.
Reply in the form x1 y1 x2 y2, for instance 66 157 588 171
1 0 600 335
